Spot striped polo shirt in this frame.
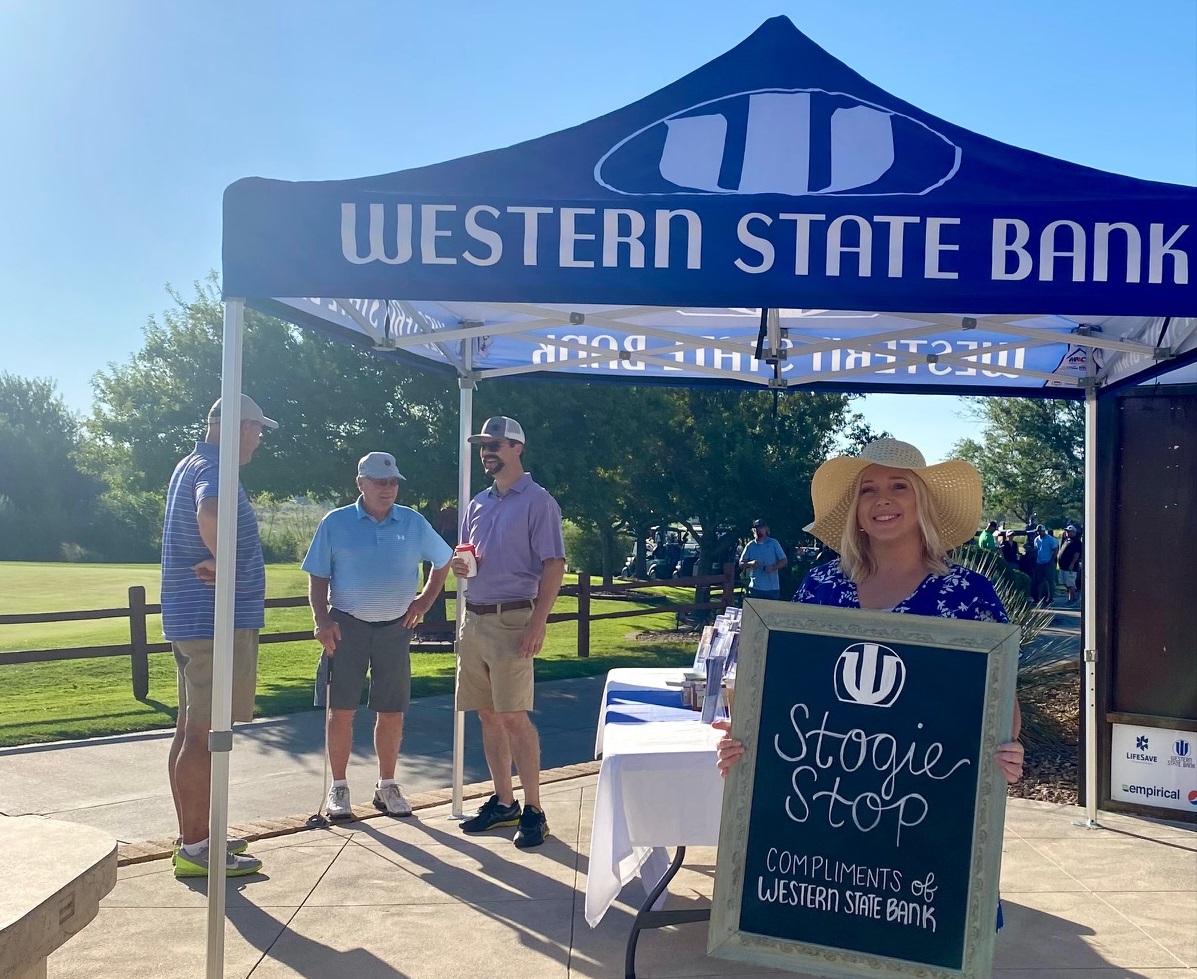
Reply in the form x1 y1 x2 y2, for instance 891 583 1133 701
301 499 453 622
161 442 266 641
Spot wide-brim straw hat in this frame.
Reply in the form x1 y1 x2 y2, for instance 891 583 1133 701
804 439 982 550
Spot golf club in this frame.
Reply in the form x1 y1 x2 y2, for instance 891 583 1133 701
305 655 333 830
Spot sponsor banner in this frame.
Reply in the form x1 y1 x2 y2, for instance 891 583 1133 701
1110 723 1197 813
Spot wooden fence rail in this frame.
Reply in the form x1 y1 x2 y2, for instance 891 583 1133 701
0 565 736 700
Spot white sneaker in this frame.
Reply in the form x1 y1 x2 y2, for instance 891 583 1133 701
326 784 353 821
373 782 413 817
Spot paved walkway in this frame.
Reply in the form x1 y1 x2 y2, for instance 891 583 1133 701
42 780 1197 978
0 676 607 843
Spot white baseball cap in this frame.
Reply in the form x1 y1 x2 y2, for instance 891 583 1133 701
467 415 526 445
357 452 405 480
207 394 278 429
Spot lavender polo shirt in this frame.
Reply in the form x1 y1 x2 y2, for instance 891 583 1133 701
460 472 565 604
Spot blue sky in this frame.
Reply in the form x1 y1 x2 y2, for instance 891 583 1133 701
1 0 1193 463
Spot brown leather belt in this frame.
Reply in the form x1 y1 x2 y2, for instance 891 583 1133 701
465 599 534 615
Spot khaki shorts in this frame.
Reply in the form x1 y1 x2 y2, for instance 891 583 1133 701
1059 570 1078 588
173 630 259 726
455 604 535 713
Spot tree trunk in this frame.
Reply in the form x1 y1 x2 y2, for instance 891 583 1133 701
600 524 616 587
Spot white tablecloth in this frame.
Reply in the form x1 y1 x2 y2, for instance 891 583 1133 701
585 668 724 927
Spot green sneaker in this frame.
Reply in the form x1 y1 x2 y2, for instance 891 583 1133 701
172 836 249 858
174 844 262 879
460 794 521 833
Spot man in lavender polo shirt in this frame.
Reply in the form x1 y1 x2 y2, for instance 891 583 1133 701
452 416 566 848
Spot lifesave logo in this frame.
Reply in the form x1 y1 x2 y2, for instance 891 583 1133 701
1121 784 1182 802
595 89 961 197
1126 733 1158 763
834 643 905 708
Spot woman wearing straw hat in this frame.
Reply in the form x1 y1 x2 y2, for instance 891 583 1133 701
715 438 1024 783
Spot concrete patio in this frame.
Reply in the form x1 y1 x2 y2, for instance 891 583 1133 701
44 774 1196 979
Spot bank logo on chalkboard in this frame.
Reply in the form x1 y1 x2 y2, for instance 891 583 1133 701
834 642 906 708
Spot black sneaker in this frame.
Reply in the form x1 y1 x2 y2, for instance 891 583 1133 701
460 794 521 833
513 805 549 849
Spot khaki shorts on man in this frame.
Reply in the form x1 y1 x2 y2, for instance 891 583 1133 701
173 629 260 725
456 604 535 712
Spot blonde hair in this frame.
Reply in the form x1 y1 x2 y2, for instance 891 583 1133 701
838 470 951 583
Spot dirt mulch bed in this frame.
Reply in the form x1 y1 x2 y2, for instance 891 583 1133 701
1010 670 1079 806
631 629 1081 806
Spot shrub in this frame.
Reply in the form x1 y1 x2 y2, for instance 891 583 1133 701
80 489 164 562
950 545 1075 751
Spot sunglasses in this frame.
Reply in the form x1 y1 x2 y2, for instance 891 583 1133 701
478 440 506 452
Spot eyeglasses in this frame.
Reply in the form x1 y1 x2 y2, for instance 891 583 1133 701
364 477 401 488
478 441 505 452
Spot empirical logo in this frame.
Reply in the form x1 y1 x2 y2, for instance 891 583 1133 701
1137 735 1150 751
595 88 961 197
834 642 905 708
1121 783 1182 802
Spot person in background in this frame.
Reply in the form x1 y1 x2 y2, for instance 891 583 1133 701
978 520 999 551
161 394 275 879
997 529 1021 569
738 519 788 600
1057 523 1083 604
1032 523 1060 606
303 451 452 821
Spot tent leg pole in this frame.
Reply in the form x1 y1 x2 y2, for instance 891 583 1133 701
452 366 474 819
1074 385 1102 830
206 298 245 979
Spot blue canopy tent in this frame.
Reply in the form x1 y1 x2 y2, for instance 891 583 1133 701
204 16 1196 974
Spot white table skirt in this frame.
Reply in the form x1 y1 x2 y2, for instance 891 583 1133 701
585 669 724 927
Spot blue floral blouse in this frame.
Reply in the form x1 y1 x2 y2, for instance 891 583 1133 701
793 558 1010 623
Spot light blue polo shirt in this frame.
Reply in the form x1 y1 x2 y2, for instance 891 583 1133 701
302 499 452 621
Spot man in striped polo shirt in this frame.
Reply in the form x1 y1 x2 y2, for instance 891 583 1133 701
161 394 275 879
303 451 453 820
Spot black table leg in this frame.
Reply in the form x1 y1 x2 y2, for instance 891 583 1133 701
624 846 712 979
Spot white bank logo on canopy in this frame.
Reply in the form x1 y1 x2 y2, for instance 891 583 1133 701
595 89 961 197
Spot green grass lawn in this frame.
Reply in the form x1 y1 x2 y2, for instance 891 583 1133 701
0 562 701 746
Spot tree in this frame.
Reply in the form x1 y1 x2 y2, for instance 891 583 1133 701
0 374 102 559
471 380 867 580
89 276 460 512
953 398 1084 527
652 388 861 573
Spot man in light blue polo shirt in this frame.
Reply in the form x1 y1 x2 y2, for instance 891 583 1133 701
303 451 452 819
738 519 788 600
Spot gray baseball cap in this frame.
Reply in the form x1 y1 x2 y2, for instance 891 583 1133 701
468 415 526 445
357 452 405 480
207 394 278 429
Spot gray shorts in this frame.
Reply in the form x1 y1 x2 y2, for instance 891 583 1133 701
327 608 413 713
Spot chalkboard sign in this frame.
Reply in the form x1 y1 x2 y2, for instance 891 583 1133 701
708 601 1018 979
